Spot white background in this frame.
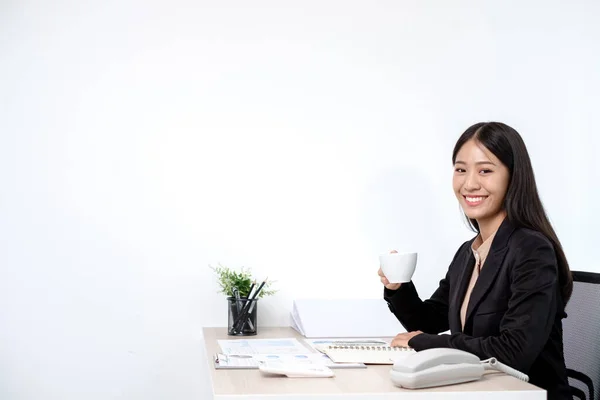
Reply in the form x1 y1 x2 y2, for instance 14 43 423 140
1 1 598 399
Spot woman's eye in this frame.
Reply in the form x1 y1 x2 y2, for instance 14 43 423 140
455 168 465 173
480 169 492 174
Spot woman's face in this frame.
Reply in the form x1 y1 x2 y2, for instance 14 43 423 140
453 139 510 225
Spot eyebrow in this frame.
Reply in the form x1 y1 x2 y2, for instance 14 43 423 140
454 160 497 166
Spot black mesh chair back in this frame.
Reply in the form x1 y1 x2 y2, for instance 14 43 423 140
563 271 600 400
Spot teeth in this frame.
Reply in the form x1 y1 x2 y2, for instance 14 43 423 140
466 197 485 202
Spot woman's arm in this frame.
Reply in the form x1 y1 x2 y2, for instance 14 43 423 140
407 234 559 373
384 276 450 334
384 242 468 334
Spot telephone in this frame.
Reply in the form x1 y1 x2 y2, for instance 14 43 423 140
390 348 529 389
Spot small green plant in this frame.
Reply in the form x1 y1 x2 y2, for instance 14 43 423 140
210 264 276 298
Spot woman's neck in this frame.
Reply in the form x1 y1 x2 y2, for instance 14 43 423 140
477 211 507 242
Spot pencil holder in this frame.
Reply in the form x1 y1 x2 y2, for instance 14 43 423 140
227 297 258 336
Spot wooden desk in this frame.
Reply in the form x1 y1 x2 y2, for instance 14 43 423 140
203 327 545 400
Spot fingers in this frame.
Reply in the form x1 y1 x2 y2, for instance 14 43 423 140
391 335 405 347
378 269 390 284
391 332 410 348
391 331 421 348
390 250 398 254
379 266 402 290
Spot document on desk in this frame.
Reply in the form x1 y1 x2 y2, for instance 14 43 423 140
218 338 310 355
291 299 403 337
213 352 366 369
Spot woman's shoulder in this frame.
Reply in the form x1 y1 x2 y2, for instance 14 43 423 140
503 226 558 268
508 226 554 249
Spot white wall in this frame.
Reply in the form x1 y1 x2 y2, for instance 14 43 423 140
1 1 598 399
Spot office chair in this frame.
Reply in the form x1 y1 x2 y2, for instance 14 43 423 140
563 271 600 400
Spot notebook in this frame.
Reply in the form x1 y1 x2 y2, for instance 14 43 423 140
318 344 416 364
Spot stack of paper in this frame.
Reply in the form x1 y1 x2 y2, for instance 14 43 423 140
291 299 403 337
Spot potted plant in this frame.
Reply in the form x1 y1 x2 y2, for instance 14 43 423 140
211 264 276 336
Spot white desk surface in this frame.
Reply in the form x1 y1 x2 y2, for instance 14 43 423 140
202 327 545 400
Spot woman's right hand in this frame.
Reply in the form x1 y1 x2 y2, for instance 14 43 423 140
379 250 401 290
378 267 401 290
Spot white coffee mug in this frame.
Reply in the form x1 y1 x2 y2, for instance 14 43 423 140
379 252 418 283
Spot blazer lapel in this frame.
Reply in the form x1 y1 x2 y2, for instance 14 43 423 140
449 247 475 333
464 218 516 324
464 246 509 323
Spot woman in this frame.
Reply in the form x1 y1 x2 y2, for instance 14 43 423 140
379 122 572 399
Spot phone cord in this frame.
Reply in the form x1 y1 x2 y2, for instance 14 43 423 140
480 358 529 382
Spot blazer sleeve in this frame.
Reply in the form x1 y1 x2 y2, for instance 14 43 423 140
383 242 468 334
408 234 560 373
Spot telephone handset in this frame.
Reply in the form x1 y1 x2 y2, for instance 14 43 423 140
390 348 529 389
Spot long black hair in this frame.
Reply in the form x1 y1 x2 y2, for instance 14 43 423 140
452 122 573 303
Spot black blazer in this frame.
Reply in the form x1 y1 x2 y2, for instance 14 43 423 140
384 218 571 400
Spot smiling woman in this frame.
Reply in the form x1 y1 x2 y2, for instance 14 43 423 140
452 139 510 241
451 122 572 303
380 122 574 400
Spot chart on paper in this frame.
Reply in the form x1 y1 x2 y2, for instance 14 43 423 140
214 352 366 369
218 338 310 355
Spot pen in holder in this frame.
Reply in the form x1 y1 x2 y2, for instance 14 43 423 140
228 297 258 336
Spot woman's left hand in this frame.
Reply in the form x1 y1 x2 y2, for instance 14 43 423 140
391 331 423 347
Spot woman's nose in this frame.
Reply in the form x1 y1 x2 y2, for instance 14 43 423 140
464 171 481 190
